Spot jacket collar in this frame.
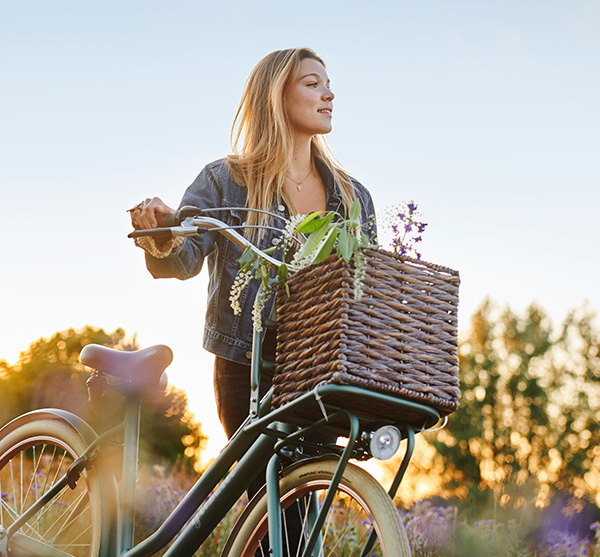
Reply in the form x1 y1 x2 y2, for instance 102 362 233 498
314 157 343 207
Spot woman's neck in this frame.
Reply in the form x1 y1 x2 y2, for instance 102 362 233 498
283 136 327 215
287 137 313 179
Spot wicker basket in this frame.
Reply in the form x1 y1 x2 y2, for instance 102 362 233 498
273 248 460 426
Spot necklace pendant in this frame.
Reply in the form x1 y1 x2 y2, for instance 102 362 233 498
296 184 303 192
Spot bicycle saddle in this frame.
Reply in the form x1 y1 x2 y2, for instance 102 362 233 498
80 344 172 396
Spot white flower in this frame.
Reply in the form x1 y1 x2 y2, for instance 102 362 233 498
252 283 274 333
353 251 366 300
229 269 253 316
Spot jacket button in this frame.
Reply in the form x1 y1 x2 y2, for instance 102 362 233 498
277 204 285 212
245 351 252 360
271 238 280 246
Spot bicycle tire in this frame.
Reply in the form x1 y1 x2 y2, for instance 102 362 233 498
221 457 410 557
0 411 116 557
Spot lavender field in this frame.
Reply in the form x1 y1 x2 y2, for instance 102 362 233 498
136 464 600 556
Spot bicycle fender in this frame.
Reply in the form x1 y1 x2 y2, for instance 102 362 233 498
0 408 99 446
0 408 120 557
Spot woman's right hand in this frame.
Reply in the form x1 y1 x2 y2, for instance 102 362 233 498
129 197 176 230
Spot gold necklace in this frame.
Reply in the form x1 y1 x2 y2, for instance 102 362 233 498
286 166 313 192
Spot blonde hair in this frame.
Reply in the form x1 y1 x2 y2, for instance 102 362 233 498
226 48 355 237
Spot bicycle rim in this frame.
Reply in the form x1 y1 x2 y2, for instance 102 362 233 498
0 418 103 557
222 457 410 557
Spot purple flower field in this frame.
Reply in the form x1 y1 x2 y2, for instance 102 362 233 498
134 465 600 556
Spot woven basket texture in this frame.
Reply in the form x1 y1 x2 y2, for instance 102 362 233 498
273 249 460 426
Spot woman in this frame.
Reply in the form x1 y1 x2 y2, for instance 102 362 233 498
129 47 376 456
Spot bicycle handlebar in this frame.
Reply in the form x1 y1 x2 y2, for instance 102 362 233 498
128 206 283 268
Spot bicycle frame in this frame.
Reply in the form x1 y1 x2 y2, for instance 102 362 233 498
105 380 438 557
1 212 443 557
112 311 439 557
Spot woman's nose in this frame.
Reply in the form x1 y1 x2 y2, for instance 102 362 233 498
323 87 334 101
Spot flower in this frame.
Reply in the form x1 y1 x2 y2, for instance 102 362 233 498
381 201 428 259
229 269 253 316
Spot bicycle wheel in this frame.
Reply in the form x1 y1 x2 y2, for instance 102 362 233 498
222 457 410 557
0 411 115 557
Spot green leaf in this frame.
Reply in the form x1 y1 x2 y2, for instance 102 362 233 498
237 245 255 265
299 218 334 256
337 227 359 263
312 227 339 265
348 198 361 221
361 231 376 247
337 226 352 262
296 211 328 233
277 263 289 282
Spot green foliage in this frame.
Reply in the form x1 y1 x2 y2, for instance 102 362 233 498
232 198 374 331
294 198 371 265
0 326 207 469
432 299 600 503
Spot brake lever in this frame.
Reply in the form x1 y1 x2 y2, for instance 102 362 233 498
127 217 204 239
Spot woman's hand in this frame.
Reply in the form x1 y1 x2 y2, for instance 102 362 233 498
129 197 176 230
129 197 177 252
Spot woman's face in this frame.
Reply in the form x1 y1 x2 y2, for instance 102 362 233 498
284 57 334 139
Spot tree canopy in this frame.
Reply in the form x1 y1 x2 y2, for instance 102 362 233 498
0 326 207 471
381 299 600 511
431 299 600 506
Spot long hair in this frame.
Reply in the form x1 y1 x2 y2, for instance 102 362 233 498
226 48 355 238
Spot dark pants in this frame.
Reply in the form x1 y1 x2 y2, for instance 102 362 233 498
213 352 335 555
213 355 335 453
213 355 274 498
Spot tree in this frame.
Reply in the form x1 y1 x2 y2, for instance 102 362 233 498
0 326 207 471
429 299 600 505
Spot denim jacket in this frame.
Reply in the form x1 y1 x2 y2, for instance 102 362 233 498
144 158 377 364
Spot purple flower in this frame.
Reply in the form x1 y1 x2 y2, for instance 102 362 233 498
386 201 427 258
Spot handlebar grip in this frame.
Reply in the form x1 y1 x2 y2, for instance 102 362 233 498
163 212 181 227
128 228 173 239
163 206 204 227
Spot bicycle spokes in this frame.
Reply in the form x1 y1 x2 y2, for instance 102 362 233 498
0 442 95 556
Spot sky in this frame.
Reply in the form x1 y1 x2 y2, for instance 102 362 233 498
1 0 599 459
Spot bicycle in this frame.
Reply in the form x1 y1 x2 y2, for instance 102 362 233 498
0 208 442 557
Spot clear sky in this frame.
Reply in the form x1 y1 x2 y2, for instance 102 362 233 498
1 0 599 458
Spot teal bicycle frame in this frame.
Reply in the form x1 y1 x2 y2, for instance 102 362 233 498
2 306 440 557
115 310 439 556
2 214 442 557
